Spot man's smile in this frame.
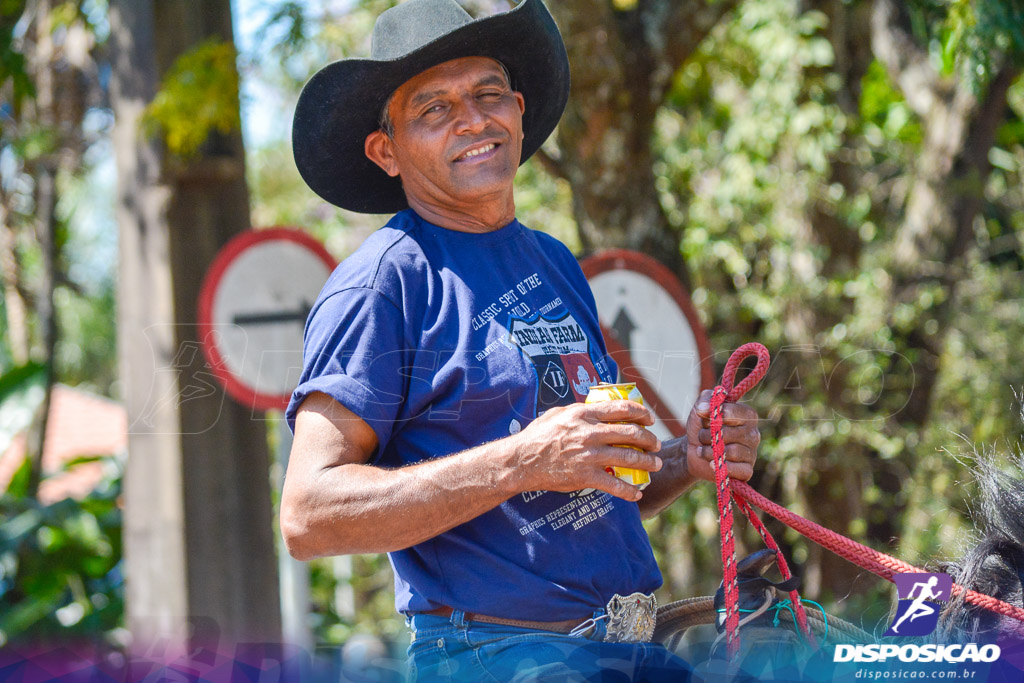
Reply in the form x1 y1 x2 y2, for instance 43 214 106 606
454 141 501 163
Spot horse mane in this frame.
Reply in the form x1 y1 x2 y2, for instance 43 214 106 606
936 451 1024 640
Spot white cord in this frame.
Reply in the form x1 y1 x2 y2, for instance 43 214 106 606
710 590 775 653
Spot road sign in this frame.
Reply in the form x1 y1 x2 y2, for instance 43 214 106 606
198 228 336 411
581 250 713 439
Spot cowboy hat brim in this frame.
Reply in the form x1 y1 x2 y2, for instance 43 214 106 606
292 0 569 215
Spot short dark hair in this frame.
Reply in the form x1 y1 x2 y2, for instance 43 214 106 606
378 59 513 139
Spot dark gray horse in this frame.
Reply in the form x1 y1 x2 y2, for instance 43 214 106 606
936 456 1024 642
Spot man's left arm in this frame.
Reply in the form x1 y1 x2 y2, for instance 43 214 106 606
637 389 761 519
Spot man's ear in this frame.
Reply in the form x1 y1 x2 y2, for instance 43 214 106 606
514 91 525 141
365 130 400 177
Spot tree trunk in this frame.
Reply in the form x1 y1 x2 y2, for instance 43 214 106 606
23 165 56 499
110 0 281 652
882 56 1020 425
547 0 740 288
22 0 58 499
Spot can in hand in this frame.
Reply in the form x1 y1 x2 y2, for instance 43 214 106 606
585 382 652 490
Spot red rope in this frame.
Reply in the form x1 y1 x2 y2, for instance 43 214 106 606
711 343 814 657
710 341 1024 656
711 384 740 652
731 479 1024 625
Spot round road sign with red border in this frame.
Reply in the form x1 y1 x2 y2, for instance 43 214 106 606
198 228 336 411
581 249 713 439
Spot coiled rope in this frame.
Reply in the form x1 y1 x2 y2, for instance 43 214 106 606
711 343 813 657
711 342 1024 658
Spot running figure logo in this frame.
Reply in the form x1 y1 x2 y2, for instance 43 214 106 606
884 572 952 637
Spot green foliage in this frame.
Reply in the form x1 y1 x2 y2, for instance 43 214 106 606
143 39 242 157
0 0 123 650
53 284 116 393
0 162 119 394
52 161 118 394
10 124 59 160
0 368 123 648
307 555 404 644
646 0 1024 621
906 0 1024 90
240 0 399 100
859 61 923 146
253 1 307 66
0 362 46 454
1 0 117 393
513 157 579 252
0 456 123 647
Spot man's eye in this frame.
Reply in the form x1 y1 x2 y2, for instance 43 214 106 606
422 104 445 116
478 91 503 99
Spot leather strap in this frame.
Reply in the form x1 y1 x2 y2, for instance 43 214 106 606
421 606 587 634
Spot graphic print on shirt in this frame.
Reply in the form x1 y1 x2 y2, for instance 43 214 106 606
507 311 602 415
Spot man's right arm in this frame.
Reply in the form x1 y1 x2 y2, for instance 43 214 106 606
280 391 662 560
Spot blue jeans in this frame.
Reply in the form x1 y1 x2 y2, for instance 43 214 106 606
405 609 692 682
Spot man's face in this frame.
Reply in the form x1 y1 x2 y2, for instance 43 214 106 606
366 57 526 211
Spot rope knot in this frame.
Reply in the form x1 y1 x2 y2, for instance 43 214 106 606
719 342 771 402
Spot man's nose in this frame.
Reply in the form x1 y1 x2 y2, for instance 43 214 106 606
453 96 488 134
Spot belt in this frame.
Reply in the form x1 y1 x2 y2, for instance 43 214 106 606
421 606 587 634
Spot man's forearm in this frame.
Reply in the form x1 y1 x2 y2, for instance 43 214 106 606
282 438 527 559
636 436 697 519
284 398 664 560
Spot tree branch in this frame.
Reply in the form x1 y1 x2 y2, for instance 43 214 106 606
804 0 874 116
652 0 739 72
947 63 1020 263
56 272 86 297
532 147 568 180
626 0 741 108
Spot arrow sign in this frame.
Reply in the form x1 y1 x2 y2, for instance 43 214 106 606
610 307 637 351
582 250 713 440
233 302 312 327
198 229 336 411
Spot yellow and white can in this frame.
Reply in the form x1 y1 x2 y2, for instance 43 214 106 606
585 382 652 490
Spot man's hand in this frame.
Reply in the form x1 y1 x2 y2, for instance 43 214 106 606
511 400 663 502
686 389 760 482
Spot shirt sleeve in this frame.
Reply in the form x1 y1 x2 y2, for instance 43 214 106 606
286 286 411 456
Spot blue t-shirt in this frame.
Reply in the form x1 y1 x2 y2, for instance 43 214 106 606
286 209 662 620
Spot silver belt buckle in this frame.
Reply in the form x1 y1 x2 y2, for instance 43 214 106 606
604 592 657 643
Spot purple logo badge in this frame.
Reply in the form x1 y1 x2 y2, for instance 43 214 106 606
884 572 952 637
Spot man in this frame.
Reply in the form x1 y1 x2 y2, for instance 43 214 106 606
282 0 761 679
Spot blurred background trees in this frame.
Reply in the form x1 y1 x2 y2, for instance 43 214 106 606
2 0 1024 655
1 0 122 648
1 0 110 495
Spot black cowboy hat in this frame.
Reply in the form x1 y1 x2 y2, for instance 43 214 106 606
292 0 569 215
